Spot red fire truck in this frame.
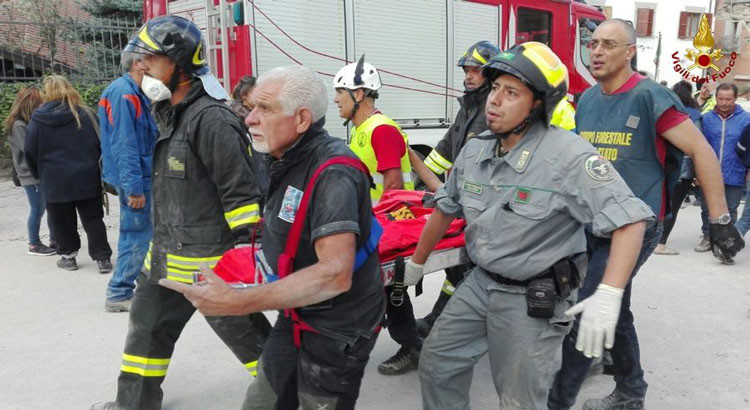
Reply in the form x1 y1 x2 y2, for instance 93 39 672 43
143 0 605 147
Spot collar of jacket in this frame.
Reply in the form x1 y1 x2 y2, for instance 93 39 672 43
266 117 328 180
152 80 206 127
459 82 490 110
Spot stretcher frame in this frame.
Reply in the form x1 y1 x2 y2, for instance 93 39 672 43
381 246 469 286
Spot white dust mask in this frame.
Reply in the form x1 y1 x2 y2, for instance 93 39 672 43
141 75 171 102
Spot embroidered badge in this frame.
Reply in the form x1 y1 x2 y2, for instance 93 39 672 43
625 115 640 129
461 181 483 195
278 185 304 223
516 150 530 169
167 156 185 172
515 187 532 203
585 155 615 181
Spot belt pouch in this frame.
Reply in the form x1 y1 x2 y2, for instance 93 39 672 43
525 277 556 319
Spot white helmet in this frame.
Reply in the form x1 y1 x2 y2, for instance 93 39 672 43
332 55 382 92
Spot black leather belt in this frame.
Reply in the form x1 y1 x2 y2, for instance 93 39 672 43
487 270 552 287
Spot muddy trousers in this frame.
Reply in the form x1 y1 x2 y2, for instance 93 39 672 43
114 273 271 410
242 315 378 410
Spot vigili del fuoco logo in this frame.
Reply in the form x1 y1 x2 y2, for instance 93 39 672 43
672 14 737 84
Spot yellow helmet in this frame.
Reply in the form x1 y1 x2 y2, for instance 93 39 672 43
482 42 568 124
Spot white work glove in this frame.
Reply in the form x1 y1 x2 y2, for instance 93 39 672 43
403 260 425 286
565 283 624 358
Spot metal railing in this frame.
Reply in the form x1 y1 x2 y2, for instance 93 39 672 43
0 15 141 82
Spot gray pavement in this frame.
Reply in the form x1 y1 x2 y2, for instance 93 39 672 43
1 179 749 409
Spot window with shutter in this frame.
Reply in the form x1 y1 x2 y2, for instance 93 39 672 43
679 12 710 39
636 8 654 37
678 12 688 38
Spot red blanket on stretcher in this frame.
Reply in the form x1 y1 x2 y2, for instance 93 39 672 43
373 190 465 262
212 190 466 283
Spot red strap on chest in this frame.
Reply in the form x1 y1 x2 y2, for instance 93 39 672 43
276 156 371 348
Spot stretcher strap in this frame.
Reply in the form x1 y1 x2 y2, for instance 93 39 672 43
278 156 376 348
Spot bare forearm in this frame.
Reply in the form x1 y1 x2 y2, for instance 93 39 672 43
692 144 729 218
230 261 351 315
600 221 646 289
411 208 454 264
408 148 443 192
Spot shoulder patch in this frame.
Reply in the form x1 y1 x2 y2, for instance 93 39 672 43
584 155 615 181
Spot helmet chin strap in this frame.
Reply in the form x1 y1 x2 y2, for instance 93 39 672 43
342 88 360 127
476 105 544 140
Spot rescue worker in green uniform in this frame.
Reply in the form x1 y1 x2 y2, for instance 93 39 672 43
331 56 421 375
408 40 499 338
402 41 655 410
91 16 270 410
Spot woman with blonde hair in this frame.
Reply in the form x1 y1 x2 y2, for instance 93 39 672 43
24 75 113 272
6 85 57 256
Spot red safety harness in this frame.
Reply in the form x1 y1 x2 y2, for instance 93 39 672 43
276 156 383 348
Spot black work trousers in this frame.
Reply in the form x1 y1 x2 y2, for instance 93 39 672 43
114 273 271 410
384 284 421 349
46 194 112 260
242 315 378 410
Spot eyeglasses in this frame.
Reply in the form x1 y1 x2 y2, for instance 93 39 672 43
586 40 634 50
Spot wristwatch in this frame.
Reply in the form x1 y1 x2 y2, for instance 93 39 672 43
709 213 732 225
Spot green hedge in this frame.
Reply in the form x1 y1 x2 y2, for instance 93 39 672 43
0 81 108 178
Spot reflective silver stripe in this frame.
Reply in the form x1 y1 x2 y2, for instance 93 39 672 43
371 172 413 184
120 354 170 377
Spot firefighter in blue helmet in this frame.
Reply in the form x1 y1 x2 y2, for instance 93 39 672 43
91 15 270 410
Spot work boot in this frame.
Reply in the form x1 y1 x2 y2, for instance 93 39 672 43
377 346 419 375
97 259 113 274
105 298 132 313
90 401 124 410
694 235 711 252
720 256 736 266
56 256 78 271
28 243 56 256
582 389 645 410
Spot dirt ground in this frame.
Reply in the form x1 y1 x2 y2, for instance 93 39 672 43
1 179 749 409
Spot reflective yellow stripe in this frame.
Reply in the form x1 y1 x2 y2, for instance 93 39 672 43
424 150 453 175
245 360 258 377
166 253 223 263
441 279 456 296
120 354 170 377
143 242 153 271
551 99 576 131
137 27 161 53
165 274 194 284
471 48 488 65
225 204 261 229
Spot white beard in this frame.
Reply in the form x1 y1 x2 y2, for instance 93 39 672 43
251 139 270 154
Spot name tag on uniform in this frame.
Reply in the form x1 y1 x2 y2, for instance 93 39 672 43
461 181 483 195
625 115 640 129
278 185 303 223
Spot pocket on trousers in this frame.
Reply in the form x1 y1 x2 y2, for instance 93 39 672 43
299 332 374 396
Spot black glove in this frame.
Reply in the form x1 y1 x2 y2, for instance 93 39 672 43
709 223 745 260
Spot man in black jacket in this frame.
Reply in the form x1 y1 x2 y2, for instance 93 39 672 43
91 16 269 410
161 65 385 410
409 41 499 336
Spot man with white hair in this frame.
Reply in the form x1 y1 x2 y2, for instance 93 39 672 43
161 65 385 410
